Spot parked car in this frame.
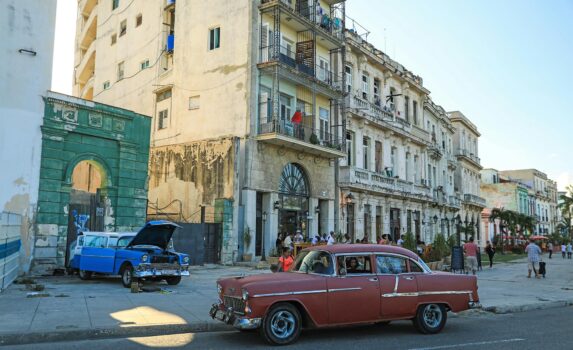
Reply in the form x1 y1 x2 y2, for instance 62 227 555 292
74 221 190 287
68 231 137 271
210 244 480 345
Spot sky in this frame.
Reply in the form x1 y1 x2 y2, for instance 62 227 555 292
51 0 573 190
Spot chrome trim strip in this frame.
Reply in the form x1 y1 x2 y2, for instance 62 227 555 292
393 275 399 294
382 290 474 298
80 255 114 258
328 287 362 293
252 289 327 298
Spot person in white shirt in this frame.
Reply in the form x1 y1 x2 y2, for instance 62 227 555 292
294 230 304 243
327 231 336 245
562 244 567 259
283 233 293 249
397 235 405 246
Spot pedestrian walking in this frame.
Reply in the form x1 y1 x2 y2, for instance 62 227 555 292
547 241 553 259
562 243 567 259
485 241 496 268
525 239 542 279
567 243 572 259
463 237 479 275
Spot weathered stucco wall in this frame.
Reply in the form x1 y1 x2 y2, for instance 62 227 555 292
148 138 237 219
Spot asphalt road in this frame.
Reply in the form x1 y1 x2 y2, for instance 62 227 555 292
5 306 571 350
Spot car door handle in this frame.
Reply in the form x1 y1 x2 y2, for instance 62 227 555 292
368 277 378 282
403 276 414 281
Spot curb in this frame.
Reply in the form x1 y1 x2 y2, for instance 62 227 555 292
0 322 233 347
483 299 573 314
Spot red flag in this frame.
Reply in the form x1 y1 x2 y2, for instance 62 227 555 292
291 111 302 124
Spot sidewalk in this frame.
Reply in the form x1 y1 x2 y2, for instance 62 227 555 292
0 258 572 346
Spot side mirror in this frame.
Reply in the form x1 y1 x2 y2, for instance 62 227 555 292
338 267 347 277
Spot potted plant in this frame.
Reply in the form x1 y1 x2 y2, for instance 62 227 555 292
243 226 252 262
309 133 320 145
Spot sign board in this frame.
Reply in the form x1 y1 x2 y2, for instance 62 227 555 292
451 246 464 273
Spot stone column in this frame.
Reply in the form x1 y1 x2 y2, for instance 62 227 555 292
242 189 257 256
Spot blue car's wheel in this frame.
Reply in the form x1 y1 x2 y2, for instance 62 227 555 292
121 264 135 288
78 269 92 280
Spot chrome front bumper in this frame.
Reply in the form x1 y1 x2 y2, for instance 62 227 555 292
134 264 190 278
468 301 482 309
209 304 262 330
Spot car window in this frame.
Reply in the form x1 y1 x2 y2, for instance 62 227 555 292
409 259 424 273
337 255 372 275
292 250 334 275
78 236 84 246
117 236 133 248
85 236 108 248
376 255 408 274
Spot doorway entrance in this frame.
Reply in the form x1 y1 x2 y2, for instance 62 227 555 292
278 163 310 239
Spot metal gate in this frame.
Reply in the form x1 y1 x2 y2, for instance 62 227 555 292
66 190 105 267
171 223 221 265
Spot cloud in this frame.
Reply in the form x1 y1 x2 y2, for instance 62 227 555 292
556 172 573 191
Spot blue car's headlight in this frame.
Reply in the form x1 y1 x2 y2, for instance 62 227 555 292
141 254 148 263
183 256 189 264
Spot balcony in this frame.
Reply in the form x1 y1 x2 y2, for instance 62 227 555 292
79 7 97 51
446 153 457 170
463 193 487 207
259 0 345 46
428 143 443 160
259 44 343 97
339 167 432 200
257 120 345 158
80 0 97 17
76 41 95 85
448 195 462 209
455 148 481 167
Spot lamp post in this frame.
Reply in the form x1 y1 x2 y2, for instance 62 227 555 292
432 215 438 242
345 193 354 241
455 214 462 246
261 211 267 262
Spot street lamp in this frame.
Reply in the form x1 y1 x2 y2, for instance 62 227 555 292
455 214 462 246
261 211 267 262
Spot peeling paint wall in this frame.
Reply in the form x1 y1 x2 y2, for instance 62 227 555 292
0 0 57 282
148 138 236 220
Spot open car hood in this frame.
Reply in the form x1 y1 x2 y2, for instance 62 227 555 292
127 220 181 249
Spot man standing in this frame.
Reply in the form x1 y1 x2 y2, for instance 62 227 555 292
463 237 479 275
485 241 496 268
327 231 336 245
562 243 567 259
567 243 572 259
547 241 553 259
397 235 405 246
525 239 542 278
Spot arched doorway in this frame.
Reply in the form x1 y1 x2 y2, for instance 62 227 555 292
65 160 108 266
278 163 310 239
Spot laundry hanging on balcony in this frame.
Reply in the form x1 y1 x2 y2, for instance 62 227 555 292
291 111 302 124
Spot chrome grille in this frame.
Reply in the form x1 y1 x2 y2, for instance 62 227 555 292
223 296 245 315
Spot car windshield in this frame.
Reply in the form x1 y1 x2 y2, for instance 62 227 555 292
116 236 133 248
291 250 334 275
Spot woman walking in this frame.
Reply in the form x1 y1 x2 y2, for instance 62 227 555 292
485 241 496 268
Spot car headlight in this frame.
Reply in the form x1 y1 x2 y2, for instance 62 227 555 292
141 254 148 263
217 283 223 295
242 288 249 301
183 256 189 264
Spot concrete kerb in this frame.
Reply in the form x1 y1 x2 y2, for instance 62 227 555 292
0 322 234 347
482 298 573 314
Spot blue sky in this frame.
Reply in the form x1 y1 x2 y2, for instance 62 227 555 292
52 0 573 189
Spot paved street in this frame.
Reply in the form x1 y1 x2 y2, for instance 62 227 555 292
6 306 573 349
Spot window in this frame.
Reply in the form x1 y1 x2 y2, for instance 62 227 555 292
319 107 329 141
389 87 396 109
209 27 220 50
156 89 172 102
189 95 200 110
280 36 294 58
404 96 410 122
140 59 149 70
409 259 424 273
375 141 382 173
373 78 381 106
116 236 133 248
346 132 354 166
413 100 418 125
119 19 127 37
363 137 370 170
338 255 373 275
376 255 407 274
117 61 124 80
112 0 120 10
135 14 142 27
111 33 117 45
318 57 330 83
361 74 369 100
292 250 333 275
158 109 168 130
103 81 110 90
345 65 352 93
279 94 292 122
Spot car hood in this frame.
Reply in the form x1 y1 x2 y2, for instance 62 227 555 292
127 220 181 250
219 272 326 297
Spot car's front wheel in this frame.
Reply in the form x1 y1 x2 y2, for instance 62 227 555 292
121 264 135 288
165 276 181 285
413 303 447 334
78 269 92 280
261 303 302 345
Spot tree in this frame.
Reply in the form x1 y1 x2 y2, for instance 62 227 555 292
558 186 573 238
489 207 517 254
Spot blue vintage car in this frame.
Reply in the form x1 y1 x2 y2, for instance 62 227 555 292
75 221 190 287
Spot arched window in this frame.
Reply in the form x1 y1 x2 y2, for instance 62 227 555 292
279 163 309 196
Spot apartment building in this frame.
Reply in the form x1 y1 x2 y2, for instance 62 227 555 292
74 0 347 263
339 28 484 245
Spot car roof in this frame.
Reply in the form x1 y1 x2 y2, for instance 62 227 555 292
305 244 420 260
79 231 137 237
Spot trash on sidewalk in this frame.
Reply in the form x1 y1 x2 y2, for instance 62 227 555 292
159 288 173 294
55 293 70 297
14 277 36 285
26 292 50 298
25 283 45 291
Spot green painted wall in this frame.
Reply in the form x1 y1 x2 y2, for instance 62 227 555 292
34 92 151 272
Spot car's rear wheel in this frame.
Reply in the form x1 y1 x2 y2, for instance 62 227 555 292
261 303 302 345
78 269 92 280
121 264 135 288
166 276 181 285
413 303 447 334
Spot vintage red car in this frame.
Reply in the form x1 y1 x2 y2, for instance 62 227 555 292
209 244 480 345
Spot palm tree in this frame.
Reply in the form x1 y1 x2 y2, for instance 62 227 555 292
558 186 573 238
490 207 512 254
